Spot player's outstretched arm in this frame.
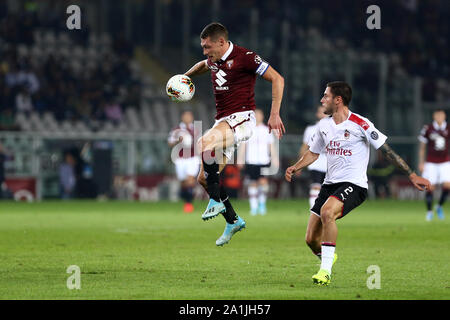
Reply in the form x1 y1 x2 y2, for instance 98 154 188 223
262 66 285 138
184 60 209 78
379 142 431 191
285 150 319 182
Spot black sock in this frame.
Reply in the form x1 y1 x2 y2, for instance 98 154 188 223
439 189 449 206
179 188 188 202
426 191 433 211
186 187 194 203
220 185 238 224
202 151 220 202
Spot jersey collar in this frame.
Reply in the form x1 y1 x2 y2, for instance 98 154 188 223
218 41 234 63
433 120 447 131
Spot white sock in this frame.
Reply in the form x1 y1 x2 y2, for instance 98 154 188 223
309 188 320 209
320 243 336 274
258 184 268 207
248 186 258 212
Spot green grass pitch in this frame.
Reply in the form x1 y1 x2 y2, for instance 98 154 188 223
0 199 448 300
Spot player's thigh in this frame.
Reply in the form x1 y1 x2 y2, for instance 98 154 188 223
175 160 188 181
200 121 235 151
326 183 368 220
423 162 438 186
320 197 345 223
438 162 450 186
310 184 333 216
186 157 200 178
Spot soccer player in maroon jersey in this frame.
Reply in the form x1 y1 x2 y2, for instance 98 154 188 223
168 110 200 213
418 109 449 220
183 22 285 246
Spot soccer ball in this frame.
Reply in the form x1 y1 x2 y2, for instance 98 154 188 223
166 74 195 102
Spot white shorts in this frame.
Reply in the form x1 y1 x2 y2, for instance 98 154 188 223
212 110 256 160
174 156 200 180
422 161 450 185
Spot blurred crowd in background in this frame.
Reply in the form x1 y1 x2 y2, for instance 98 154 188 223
0 2 141 131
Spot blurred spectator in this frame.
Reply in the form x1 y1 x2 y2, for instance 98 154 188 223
15 86 33 113
0 143 5 198
0 108 19 131
59 151 76 199
104 98 123 124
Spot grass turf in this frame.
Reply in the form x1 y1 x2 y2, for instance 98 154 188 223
0 199 448 300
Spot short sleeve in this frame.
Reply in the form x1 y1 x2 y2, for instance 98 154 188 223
418 125 428 144
303 126 314 144
363 119 387 149
242 51 269 76
308 126 326 154
168 128 178 144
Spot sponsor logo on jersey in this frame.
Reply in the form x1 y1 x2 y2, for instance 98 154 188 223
215 70 227 86
370 131 379 140
326 140 353 156
254 55 262 64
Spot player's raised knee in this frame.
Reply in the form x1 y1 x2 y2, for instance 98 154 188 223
320 207 337 224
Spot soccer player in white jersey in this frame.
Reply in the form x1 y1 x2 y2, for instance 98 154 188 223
299 105 328 209
238 109 277 215
285 81 430 286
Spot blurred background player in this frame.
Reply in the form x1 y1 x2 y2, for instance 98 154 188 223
299 105 327 209
168 110 200 213
184 22 285 246
238 109 277 215
418 109 449 221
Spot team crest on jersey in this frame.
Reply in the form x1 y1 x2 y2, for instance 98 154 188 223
254 55 262 64
226 59 234 69
344 129 350 139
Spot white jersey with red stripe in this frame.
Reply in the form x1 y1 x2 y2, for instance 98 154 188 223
308 111 387 189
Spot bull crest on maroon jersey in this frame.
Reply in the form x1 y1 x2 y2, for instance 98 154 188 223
226 59 234 69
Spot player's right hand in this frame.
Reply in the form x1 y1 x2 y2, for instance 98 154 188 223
268 113 286 139
409 173 431 191
285 166 300 182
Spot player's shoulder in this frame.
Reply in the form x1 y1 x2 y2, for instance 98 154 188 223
317 116 333 128
233 44 252 55
348 111 373 131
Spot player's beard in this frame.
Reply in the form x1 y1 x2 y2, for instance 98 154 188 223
323 103 335 115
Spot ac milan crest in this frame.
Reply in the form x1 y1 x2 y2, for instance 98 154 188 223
344 129 350 139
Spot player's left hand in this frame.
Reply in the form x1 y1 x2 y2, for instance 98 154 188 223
268 113 286 139
409 173 431 191
285 166 300 182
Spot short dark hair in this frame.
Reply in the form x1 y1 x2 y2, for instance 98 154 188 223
200 22 228 41
327 81 352 106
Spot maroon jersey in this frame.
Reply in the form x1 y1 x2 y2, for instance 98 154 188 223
206 42 269 119
168 122 196 158
419 121 450 163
